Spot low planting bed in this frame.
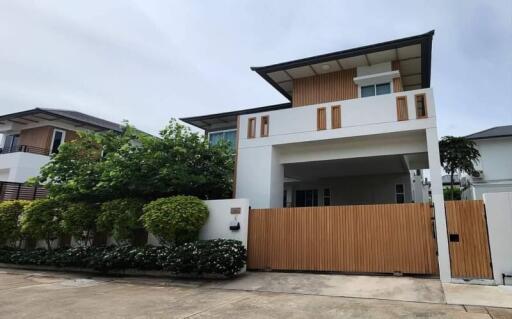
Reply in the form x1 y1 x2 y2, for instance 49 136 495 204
0 239 246 278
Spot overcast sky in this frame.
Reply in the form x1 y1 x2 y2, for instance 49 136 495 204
0 0 511 137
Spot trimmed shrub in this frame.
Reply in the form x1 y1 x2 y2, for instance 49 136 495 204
61 202 100 246
20 199 63 250
141 196 208 245
0 239 246 277
97 198 145 244
0 200 31 246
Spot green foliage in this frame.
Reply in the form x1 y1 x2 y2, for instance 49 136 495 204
97 198 145 244
439 136 481 200
0 200 31 246
20 199 63 250
443 187 461 200
141 196 209 245
61 202 100 246
34 120 234 202
0 239 246 277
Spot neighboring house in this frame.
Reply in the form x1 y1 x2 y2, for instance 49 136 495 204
461 125 512 200
0 108 121 184
182 30 444 209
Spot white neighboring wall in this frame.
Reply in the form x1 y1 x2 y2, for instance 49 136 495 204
483 192 512 285
0 152 50 183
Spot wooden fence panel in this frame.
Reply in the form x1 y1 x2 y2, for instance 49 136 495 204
445 200 493 279
247 203 438 275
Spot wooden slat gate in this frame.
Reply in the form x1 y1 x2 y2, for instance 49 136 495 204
247 203 439 275
445 200 493 279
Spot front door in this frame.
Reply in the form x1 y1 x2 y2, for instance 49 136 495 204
445 200 493 279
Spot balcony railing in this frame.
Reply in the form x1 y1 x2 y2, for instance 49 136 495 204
0 144 49 156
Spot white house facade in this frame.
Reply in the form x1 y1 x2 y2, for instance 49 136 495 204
462 125 512 200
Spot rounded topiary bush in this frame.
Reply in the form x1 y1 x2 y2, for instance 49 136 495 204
0 200 31 247
141 195 208 245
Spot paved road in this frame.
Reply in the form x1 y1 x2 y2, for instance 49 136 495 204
0 269 511 318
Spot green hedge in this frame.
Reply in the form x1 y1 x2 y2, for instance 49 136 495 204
0 239 246 277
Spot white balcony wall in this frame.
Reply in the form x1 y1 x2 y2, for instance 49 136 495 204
238 88 436 148
0 152 49 183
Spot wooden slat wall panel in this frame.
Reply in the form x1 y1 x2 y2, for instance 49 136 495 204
19 126 53 150
317 108 326 130
392 60 403 92
331 105 341 129
396 97 408 121
0 182 48 201
247 203 438 275
293 69 358 107
445 200 493 279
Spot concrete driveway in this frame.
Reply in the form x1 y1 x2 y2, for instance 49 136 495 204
1 269 511 319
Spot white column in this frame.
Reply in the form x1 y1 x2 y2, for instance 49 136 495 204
236 145 283 209
426 127 451 282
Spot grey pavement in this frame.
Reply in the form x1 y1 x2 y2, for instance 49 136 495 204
0 269 511 319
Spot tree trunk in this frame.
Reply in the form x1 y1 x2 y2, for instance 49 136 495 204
46 237 52 252
450 171 455 200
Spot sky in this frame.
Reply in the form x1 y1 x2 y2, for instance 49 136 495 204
0 0 511 137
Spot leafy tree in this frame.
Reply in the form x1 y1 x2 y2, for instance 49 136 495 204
439 136 480 200
61 202 100 246
141 196 209 245
0 200 31 247
20 199 63 251
34 120 233 201
97 198 145 244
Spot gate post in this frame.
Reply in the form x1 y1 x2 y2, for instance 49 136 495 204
426 127 452 282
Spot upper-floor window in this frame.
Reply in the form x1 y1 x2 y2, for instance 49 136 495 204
50 129 66 154
2 134 20 153
208 129 237 150
247 117 256 139
395 184 405 203
260 116 269 137
415 94 428 118
361 82 391 98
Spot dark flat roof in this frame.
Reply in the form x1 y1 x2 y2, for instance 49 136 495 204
180 102 291 130
466 125 512 140
0 108 122 132
251 30 434 100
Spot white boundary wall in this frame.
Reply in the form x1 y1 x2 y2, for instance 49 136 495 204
483 192 512 285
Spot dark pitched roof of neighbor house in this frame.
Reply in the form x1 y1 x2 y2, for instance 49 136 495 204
0 108 122 132
465 125 512 140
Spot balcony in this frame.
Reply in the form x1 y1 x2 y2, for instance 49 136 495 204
0 144 49 156
239 88 436 147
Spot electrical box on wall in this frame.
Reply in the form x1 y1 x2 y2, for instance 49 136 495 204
229 220 240 231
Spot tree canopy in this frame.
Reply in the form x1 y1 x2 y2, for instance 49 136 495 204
439 136 480 200
33 120 234 202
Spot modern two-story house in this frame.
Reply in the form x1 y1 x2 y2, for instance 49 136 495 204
461 125 512 199
0 108 121 184
182 30 452 281
182 31 441 208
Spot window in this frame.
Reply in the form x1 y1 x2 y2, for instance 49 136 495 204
361 85 375 97
208 129 237 150
361 83 391 97
2 134 19 153
283 190 287 208
247 118 256 138
395 184 405 203
317 108 326 130
376 83 391 95
331 105 341 129
260 116 269 137
50 129 66 154
396 96 408 121
295 189 318 207
323 188 331 206
415 94 428 118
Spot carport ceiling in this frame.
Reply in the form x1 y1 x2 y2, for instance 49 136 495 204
284 155 418 181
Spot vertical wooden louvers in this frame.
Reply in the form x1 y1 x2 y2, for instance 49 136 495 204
247 117 256 138
292 69 358 107
317 108 326 130
392 61 403 92
396 97 408 121
415 94 428 118
331 105 341 129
